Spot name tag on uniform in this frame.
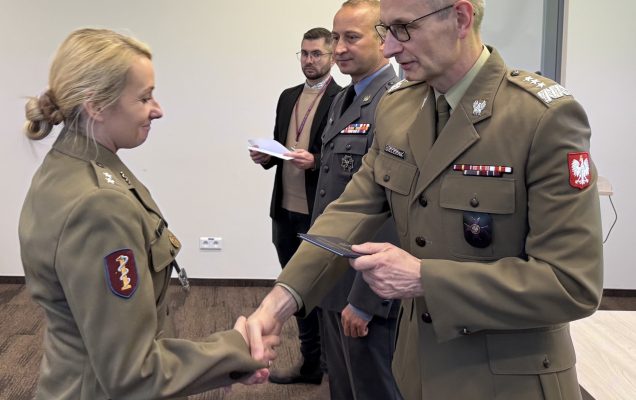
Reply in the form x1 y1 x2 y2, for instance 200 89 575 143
341 123 370 134
384 144 406 159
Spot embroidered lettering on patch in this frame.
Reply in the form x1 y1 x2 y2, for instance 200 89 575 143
537 84 571 104
568 152 591 189
104 249 139 298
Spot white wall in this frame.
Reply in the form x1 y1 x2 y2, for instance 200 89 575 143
563 0 636 289
2 1 569 281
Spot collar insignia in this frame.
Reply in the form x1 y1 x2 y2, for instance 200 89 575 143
472 100 487 116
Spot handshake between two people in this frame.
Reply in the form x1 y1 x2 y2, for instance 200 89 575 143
233 242 424 386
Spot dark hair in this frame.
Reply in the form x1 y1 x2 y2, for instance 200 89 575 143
303 27 334 48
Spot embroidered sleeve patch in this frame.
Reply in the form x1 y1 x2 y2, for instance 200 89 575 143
568 152 591 189
104 249 139 298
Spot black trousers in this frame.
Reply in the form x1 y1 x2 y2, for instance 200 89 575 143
272 209 322 365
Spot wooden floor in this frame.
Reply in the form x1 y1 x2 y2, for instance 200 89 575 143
571 311 636 400
0 282 634 400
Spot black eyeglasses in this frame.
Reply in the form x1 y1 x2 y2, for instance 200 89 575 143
296 50 333 61
375 4 454 43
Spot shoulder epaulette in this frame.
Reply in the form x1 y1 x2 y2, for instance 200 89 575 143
387 79 426 94
90 160 127 192
507 69 572 105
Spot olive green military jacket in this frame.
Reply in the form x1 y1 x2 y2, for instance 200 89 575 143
278 48 603 399
19 133 261 400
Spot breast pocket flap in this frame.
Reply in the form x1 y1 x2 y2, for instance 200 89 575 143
373 154 417 196
440 175 515 214
150 223 180 272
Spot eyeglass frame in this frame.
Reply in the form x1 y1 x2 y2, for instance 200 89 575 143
374 3 455 43
296 50 333 61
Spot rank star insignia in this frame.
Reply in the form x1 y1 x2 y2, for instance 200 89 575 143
473 100 486 116
341 155 355 172
102 172 115 185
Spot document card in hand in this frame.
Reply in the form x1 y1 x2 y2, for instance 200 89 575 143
298 233 363 258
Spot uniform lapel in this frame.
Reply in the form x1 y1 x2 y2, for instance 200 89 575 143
323 67 396 143
310 80 338 145
409 49 506 199
279 85 303 143
323 85 359 143
406 86 436 174
413 104 480 199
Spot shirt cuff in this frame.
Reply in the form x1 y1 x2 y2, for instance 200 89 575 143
275 283 303 310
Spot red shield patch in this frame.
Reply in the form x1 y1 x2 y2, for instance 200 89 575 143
104 249 138 298
568 152 591 189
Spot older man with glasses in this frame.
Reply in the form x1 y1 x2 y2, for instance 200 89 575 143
247 1 602 399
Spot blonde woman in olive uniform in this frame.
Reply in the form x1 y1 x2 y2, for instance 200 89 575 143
19 29 276 400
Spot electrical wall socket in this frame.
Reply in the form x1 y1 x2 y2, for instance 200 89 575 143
199 237 222 250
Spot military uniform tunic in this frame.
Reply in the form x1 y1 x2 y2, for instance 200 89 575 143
278 48 603 400
19 132 261 400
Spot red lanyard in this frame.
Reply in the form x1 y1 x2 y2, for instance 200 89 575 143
293 76 331 143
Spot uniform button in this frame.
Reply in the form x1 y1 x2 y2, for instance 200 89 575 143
345 144 352 150
511 70 520 76
418 194 428 207
543 357 551 368
330 143 335 149
323 165 329 173
381 299 391 306
383 175 390 182
470 196 479 208
421 312 432 323
460 327 471 336
415 237 426 247
170 249 176 256
319 189 326 196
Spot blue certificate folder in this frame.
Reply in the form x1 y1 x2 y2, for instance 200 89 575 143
298 233 363 258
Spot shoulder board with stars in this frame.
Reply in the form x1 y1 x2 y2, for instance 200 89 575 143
90 161 127 192
387 79 425 94
507 69 572 106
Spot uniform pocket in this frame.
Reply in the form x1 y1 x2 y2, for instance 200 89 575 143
487 325 576 375
374 153 417 236
487 325 579 400
440 175 515 260
149 219 180 272
332 136 369 182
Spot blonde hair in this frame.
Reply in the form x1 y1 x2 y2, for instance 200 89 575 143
24 28 152 140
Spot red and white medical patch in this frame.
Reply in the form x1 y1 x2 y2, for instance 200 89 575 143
568 152 591 189
104 249 138 298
